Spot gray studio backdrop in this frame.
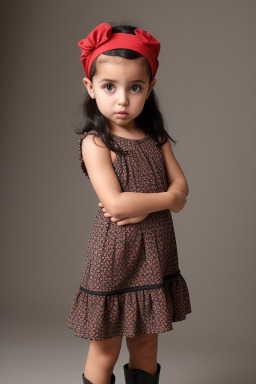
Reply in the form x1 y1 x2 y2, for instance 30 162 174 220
1 1 255 383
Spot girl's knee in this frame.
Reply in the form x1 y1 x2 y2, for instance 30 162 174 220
126 333 158 357
88 335 122 368
97 353 119 371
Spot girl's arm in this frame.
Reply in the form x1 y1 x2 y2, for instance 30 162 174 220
114 189 174 219
81 135 178 220
160 136 189 196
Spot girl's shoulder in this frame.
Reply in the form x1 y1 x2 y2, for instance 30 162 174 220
79 130 106 179
80 129 100 140
79 130 106 146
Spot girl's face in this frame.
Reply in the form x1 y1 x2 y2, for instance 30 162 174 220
83 54 157 132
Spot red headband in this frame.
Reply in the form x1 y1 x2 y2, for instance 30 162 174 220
78 23 160 79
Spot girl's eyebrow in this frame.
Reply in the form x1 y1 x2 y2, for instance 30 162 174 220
99 78 146 84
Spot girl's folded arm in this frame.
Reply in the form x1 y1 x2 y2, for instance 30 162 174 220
160 136 189 196
116 190 174 218
82 134 174 219
81 135 122 216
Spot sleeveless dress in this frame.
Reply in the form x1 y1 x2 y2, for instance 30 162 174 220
65 129 192 341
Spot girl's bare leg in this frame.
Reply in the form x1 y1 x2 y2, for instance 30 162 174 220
126 333 159 376
83 335 122 384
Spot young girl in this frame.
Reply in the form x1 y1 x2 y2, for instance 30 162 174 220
66 22 192 384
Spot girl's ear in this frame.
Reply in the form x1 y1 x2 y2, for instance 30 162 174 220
83 77 95 99
146 78 157 99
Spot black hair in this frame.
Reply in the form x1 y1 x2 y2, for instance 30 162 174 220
73 23 177 166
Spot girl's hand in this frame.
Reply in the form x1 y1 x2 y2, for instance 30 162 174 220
98 202 149 225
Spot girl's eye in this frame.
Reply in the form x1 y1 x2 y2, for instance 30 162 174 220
103 84 142 92
131 84 142 92
104 84 114 92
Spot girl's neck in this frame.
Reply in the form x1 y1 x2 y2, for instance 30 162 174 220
109 128 146 139
108 122 146 139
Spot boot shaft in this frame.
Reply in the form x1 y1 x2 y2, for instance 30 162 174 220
123 363 161 384
82 372 116 384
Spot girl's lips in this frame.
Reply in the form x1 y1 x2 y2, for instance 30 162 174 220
115 113 128 118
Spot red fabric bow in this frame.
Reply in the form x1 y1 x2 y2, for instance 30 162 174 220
78 23 112 63
78 23 160 78
134 28 160 58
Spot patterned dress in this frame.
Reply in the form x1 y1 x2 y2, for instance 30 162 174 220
65 129 192 341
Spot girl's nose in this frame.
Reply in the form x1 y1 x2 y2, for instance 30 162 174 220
117 90 128 105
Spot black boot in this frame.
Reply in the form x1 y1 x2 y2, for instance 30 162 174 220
123 363 161 384
82 372 116 384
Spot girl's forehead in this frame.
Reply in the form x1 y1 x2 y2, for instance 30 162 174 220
95 54 148 77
